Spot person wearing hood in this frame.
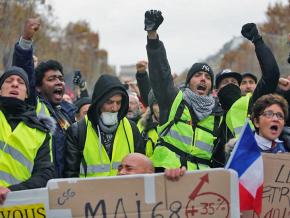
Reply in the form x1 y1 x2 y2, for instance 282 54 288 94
144 10 224 171
217 23 280 140
64 74 144 178
0 66 55 204
12 18 76 178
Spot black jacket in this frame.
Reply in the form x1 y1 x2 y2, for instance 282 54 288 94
136 71 151 107
248 38 280 113
146 37 224 168
0 96 55 191
64 75 144 178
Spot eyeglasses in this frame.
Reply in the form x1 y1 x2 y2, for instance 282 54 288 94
261 110 285 120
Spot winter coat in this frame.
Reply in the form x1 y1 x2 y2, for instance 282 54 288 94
63 75 144 178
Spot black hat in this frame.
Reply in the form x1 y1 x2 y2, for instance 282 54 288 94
186 63 214 86
215 69 242 89
242 72 257 84
0 66 30 96
74 97 91 113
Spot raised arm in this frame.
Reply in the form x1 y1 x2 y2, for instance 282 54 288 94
241 23 280 107
12 18 40 106
145 10 178 125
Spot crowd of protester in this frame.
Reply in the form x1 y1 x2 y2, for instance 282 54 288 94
0 10 289 204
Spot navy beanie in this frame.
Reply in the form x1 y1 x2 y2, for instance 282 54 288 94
0 66 30 96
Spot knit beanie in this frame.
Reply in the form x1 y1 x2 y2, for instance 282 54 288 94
0 66 30 96
185 62 214 86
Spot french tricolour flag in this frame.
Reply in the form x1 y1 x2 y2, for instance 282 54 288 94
225 122 263 215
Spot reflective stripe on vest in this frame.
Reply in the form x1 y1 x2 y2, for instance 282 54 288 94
226 93 254 138
152 91 220 170
36 99 50 116
0 111 47 187
0 141 33 172
80 116 134 177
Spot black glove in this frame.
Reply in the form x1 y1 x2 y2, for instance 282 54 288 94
144 10 164 31
73 70 82 85
241 23 262 43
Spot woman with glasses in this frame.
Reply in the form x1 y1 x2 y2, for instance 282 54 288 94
251 94 288 153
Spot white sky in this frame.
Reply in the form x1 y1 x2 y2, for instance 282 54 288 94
48 0 287 74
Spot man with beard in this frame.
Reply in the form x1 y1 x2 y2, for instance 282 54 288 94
0 66 55 204
143 10 224 171
64 74 144 178
12 18 76 178
240 72 257 96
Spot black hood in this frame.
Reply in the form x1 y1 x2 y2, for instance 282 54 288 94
87 75 129 126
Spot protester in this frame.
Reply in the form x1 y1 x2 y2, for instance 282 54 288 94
64 74 144 178
137 90 159 157
0 66 55 204
221 23 280 139
251 94 288 152
127 91 142 123
12 18 76 178
144 10 225 170
117 153 186 181
74 96 91 121
117 153 154 175
226 94 289 154
240 72 257 96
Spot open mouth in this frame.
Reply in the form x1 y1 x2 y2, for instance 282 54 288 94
270 125 278 131
197 84 207 91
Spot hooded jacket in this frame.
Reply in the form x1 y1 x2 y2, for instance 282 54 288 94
0 96 55 190
64 75 144 178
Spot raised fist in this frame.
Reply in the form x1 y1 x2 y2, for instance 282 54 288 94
241 23 261 43
23 18 40 40
144 10 164 31
136 60 148 72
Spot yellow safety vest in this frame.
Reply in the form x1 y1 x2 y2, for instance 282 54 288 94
0 111 47 187
36 98 50 117
80 116 134 177
226 93 254 138
151 91 221 170
137 121 158 157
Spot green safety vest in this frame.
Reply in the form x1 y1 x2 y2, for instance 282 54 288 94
80 116 134 177
0 111 47 187
151 91 221 170
226 93 254 138
137 121 158 157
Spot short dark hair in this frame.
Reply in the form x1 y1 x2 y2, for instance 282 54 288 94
35 60 63 86
251 94 288 123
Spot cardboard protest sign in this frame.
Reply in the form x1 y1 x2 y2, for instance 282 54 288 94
0 188 49 218
47 169 239 218
242 153 290 218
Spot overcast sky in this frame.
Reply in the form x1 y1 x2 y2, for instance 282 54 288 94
48 0 287 74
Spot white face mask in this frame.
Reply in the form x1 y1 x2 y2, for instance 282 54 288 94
100 112 118 125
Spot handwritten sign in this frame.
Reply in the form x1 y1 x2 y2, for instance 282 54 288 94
243 153 290 218
47 169 239 218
